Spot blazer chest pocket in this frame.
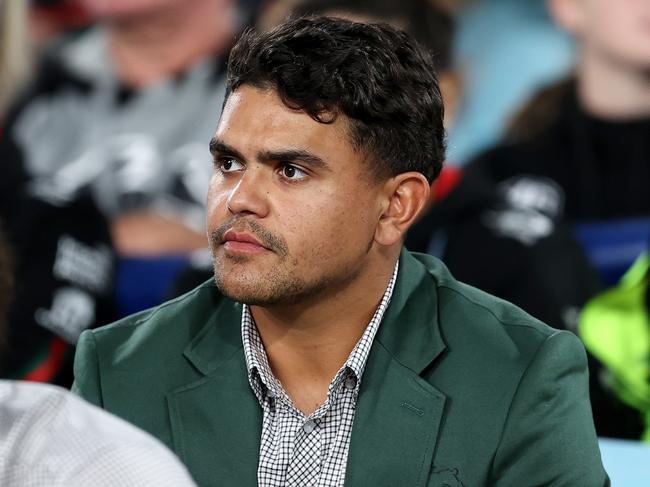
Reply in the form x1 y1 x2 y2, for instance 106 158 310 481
427 467 466 487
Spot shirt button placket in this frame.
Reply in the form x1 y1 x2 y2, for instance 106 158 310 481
303 419 316 434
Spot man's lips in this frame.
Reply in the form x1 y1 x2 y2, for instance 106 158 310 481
222 230 268 253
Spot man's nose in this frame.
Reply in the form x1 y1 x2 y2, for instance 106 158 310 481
226 168 269 217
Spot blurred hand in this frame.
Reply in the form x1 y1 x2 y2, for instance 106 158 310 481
111 211 207 256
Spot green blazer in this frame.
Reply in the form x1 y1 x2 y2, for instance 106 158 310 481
73 251 608 486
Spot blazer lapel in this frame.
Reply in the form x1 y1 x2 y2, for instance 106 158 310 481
346 250 447 486
167 299 262 487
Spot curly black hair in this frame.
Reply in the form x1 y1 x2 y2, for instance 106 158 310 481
225 16 445 183
293 0 454 72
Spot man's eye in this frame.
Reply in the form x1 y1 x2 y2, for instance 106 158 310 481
280 164 308 181
219 158 244 173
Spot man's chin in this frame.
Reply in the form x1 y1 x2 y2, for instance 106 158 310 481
212 271 309 307
214 282 283 306
213 270 269 303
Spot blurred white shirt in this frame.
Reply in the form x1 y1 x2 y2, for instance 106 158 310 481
0 380 197 487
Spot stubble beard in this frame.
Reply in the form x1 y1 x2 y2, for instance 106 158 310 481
212 249 365 306
214 258 300 306
209 217 354 306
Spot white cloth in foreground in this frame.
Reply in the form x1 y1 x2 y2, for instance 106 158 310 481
0 380 196 487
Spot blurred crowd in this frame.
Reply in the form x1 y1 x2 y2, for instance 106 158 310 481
0 0 648 446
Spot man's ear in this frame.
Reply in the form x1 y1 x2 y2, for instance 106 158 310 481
548 0 584 35
375 172 431 246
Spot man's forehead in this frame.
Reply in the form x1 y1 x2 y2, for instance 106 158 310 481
215 86 354 153
220 86 312 120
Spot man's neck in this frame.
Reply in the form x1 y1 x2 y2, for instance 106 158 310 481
106 0 237 88
250 250 399 414
577 48 650 119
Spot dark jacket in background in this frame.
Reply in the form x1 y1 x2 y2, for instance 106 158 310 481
407 84 650 439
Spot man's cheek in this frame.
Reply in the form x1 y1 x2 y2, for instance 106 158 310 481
206 189 229 218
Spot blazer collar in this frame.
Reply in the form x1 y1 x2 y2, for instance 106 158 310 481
183 293 243 376
376 249 447 373
171 295 260 486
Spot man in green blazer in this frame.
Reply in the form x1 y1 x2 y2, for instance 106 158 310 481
73 16 608 487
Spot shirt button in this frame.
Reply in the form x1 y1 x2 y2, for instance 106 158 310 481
344 377 357 390
303 420 316 433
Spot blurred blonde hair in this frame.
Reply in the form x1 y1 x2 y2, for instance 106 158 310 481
504 76 576 143
0 0 32 118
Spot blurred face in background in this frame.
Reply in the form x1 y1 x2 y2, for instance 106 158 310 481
80 0 190 20
550 0 650 69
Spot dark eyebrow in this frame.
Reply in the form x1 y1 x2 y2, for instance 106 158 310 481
209 138 245 161
209 137 330 171
258 149 330 171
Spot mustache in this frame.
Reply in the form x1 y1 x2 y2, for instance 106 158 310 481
210 217 288 256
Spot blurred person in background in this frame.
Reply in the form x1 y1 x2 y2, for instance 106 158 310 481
1 0 242 257
1 0 92 123
1 0 250 345
0 0 33 120
0 0 116 387
408 0 650 439
580 248 650 442
445 0 574 164
28 0 92 48
0 224 197 487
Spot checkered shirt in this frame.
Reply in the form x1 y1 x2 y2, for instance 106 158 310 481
0 381 196 487
242 262 399 487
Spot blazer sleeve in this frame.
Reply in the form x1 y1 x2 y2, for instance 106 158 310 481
72 329 104 407
490 330 610 486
